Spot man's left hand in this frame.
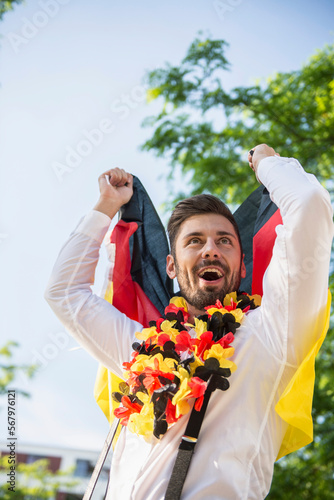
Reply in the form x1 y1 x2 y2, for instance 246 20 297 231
248 144 279 177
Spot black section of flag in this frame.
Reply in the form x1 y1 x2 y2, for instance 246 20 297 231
120 176 174 314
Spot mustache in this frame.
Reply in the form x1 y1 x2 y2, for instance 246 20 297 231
192 259 229 275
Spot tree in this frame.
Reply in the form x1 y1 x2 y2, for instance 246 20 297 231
0 343 78 498
0 342 36 397
0 457 78 499
142 34 334 207
0 0 23 20
141 34 334 499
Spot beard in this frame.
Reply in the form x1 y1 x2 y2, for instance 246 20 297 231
175 258 242 313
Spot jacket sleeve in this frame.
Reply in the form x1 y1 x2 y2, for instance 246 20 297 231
255 156 333 366
44 210 143 379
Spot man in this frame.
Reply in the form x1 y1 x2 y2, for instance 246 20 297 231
45 144 333 499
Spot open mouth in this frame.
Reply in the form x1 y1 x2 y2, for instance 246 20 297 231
198 267 224 282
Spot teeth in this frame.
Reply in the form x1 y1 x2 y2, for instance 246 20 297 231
198 268 223 278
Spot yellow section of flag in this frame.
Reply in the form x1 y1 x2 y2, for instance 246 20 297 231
275 290 331 460
93 280 123 446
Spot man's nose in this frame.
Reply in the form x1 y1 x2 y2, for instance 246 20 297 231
201 239 221 259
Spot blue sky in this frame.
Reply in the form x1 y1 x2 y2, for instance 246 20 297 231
0 0 333 452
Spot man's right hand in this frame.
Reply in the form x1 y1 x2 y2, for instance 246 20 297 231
93 168 133 219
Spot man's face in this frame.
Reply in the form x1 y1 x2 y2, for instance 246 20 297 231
166 213 246 316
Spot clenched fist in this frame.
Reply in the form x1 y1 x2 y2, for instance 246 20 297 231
248 144 279 178
93 167 133 219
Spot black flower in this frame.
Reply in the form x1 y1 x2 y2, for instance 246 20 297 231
208 312 239 341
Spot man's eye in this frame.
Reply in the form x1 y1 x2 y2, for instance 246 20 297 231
220 237 231 245
189 238 201 244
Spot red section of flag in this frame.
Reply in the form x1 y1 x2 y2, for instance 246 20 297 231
252 210 283 296
111 220 161 327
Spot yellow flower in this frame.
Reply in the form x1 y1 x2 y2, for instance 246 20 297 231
129 353 176 375
228 308 244 323
223 292 237 306
203 343 223 360
169 296 188 310
188 355 204 376
160 320 179 343
204 344 237 373
150 353 177 373
172 377 192 418
205 306 229 316
248 294 262 307
135 326 157 342
202 307 245 323
128 402 154 439
194 318 208 337
173 366 190 383
136 391 150 404
129 354 152 373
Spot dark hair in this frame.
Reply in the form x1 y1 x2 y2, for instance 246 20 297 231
167 194 242 256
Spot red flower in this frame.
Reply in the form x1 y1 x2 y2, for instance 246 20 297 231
180 377 207 411
143 371 163 393
175 331 193 354
142 359 174 395
194 396 203 411
188 377 207 398
165 303 190 323
126 370 142 391
195 331 214 359
157 333 172 346
144 336 157 350
205 299 223 312
114 395 142 426
122 352 138 371
217 332 235 349
166 398 178 424
156 318 165 333
224 303 237 311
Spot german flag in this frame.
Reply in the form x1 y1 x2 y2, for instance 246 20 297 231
94 178 330 459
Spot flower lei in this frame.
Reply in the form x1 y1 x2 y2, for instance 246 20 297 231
113 292 261 441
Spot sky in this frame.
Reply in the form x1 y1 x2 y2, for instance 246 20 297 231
0 0 333 453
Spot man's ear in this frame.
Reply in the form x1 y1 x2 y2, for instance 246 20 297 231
166 254 176 279
241 254 246 279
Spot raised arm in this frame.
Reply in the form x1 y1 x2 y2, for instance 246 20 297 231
45 168 143 378
248 144 333 365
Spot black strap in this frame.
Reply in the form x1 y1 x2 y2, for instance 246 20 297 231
164 390 212 500
85 390 212 500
